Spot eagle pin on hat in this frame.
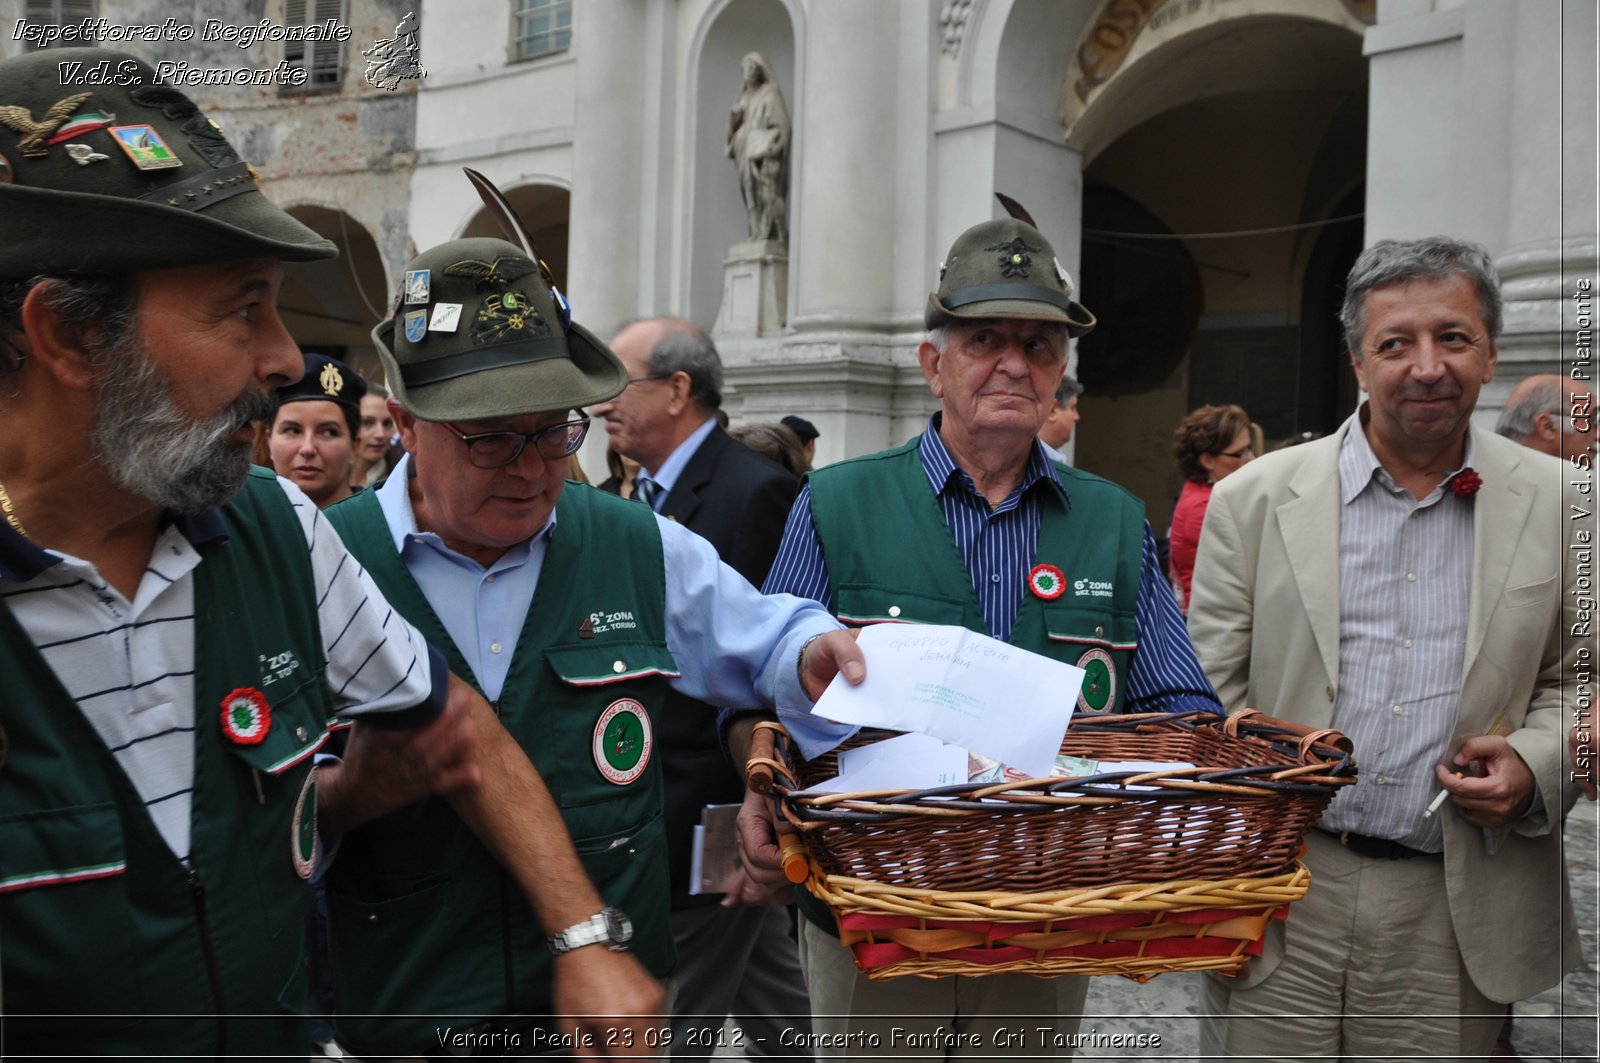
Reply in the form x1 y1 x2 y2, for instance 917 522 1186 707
927 193 1097 336
0 47 334 279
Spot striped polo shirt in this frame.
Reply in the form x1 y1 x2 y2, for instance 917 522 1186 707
0 476 440 864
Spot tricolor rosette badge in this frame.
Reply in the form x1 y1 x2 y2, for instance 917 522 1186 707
1028 563 1066 600
219 687 272 746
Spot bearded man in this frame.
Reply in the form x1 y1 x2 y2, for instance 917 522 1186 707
0 48 658 1058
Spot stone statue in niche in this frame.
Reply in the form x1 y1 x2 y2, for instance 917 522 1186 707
725 52 790 244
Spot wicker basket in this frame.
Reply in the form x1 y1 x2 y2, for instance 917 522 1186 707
747 709 1355 980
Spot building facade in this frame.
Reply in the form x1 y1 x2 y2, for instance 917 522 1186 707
3 0 1594 523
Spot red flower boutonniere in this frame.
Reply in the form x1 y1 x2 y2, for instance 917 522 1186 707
1449 468 1482 498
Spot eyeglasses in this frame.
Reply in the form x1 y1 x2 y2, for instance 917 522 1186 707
442 418 590 469
625 372 674 387
1218 445 1255 460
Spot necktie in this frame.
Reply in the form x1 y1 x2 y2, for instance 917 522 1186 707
635 476 661 512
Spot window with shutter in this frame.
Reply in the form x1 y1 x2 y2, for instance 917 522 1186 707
282 0 347 93
22 0 98 50
510 0 571 62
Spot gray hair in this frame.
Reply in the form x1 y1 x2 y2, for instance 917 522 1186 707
1339 236 1502 356
1494 376 1565 443
1055 374 1083 405
647 322 723 411
0 274 138 376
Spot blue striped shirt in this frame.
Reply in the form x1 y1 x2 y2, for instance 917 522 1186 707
762 419 1219 754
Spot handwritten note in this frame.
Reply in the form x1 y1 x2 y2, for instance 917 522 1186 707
810 624 1083 778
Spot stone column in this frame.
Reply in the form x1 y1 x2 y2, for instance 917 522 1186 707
566 0 651 340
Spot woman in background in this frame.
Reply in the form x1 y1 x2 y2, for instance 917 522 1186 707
1168 403 1254 613
598 440 641 498
352 383 399 487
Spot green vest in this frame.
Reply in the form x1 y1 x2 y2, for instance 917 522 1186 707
323 483 677 1057
808 436 1145 709
0 469 331 1059
796 438 1145 933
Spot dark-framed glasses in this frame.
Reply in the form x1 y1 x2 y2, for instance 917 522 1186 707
442 417 590 469
1218 444 1255 460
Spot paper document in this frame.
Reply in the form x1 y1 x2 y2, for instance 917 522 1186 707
810 624 1083 778
801 731 969 794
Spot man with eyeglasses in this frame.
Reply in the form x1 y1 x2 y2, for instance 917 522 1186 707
727 205 1222 1057
320 237 865 1059
595 318 810 1061
1495 373 1597 465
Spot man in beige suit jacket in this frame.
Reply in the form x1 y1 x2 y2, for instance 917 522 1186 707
1189 236 1582 1060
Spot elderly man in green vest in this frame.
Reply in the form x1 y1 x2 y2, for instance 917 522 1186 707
320 236 864 1058
0 48 673 1059
726 202 1223 1057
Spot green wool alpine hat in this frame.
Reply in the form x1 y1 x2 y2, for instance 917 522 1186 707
0 47 334 279
373 237 628 422
926 216 1097 336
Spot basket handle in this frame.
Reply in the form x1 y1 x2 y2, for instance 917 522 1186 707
1223 707 1354 758
1296 728 1354 761
745 720 790 795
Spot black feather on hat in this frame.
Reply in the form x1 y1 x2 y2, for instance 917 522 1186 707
926 194 1097 336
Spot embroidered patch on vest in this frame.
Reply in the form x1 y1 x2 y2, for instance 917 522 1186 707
220 687 271 745
593 698 652 785
291 768 317 880
1075 648 1116 714
1028 563 1066 600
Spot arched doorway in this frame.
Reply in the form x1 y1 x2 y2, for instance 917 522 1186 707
999 0 1371 526
459 183 572 291
280 206 390 384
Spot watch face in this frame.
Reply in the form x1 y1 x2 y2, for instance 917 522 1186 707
603 906 634 945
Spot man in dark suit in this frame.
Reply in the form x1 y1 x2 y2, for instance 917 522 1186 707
596 318 811 1061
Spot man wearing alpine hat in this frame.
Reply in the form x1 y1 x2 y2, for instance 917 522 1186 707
0 47 653 1058
320 234 866 1058
726 199 1223 1056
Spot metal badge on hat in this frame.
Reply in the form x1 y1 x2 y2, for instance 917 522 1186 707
107 123 183 171
128 85 240 167
404 308 428 343
63 144 109 167
0 92 92 157
985 237 1038 278
441 254 548 346
319 360 345 398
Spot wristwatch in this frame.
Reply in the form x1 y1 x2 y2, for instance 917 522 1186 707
548 906 633 955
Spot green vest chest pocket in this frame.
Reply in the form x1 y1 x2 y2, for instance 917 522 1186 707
1042 602 1138 714
540 639 676 817
0 802 150 1022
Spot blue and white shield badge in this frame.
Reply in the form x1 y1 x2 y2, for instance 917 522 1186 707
403 308 428 343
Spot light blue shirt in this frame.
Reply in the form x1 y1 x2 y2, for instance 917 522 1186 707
374 453 837 718
642 416 717 499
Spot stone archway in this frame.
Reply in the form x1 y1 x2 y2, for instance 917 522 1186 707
1028 0 1371 526
459 183 572 291
279 205 390 383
